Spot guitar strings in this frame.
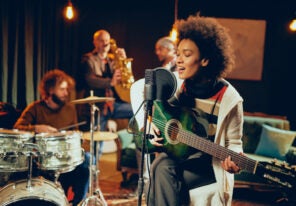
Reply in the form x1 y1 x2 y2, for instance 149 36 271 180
145 116 293 187
150 117 257 173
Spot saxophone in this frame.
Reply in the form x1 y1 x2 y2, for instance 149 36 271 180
109 38 135 103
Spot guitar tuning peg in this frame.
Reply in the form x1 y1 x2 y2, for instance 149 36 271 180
281 161 290 169
291 165 296 171
271 158 279 165
270 159 290 168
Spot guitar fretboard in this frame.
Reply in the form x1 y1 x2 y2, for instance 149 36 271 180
173 126 258 174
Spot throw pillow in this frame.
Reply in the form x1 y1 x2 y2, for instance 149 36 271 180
255 124 296 160
242 122 262 153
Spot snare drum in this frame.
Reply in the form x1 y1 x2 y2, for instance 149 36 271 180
35 131 84 173
0 129 34 172
0 178 68 206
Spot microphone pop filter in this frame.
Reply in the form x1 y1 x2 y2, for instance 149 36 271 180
154 67 177 101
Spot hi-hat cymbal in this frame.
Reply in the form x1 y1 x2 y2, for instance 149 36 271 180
71 96 115 104
82 131 118 141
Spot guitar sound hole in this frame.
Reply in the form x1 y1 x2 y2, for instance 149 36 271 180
168 122 179 141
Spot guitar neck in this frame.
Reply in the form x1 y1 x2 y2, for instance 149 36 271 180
178 129 258 174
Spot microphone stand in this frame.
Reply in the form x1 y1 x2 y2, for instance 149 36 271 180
137 100 153 206
137 68 156 206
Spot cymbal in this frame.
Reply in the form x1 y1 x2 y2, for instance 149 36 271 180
71 96 115 104
82 131 118 141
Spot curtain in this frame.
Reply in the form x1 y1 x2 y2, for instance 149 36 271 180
0 0 78 110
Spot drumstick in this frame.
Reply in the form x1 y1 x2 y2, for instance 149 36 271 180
58 121 87 131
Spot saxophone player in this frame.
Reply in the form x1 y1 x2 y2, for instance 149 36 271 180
78 29 134 158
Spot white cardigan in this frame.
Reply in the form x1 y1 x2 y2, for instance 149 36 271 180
130 73 244 206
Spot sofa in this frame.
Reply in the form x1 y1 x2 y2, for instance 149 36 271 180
234 113 296 192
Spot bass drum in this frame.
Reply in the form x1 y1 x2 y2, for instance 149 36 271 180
0 178 69 206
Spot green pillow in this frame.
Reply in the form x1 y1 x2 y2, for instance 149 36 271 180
255 124 296 160
242 122 262 153
118 129 134 149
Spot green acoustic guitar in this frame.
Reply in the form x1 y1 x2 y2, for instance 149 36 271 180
134 101 296 190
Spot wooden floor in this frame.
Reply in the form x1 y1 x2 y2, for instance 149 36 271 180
98 151 145 205
98 152 294 206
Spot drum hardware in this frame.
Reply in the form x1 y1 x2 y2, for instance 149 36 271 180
5 143 44 191
26 151 34 190
21 142 45 190
73 91 112 206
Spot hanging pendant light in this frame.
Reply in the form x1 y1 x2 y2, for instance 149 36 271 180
64 0 76 20
289 12 296 32
169 0 178 42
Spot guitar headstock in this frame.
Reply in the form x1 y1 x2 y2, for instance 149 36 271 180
256 160 296 190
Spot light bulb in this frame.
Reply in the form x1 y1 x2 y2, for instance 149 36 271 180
289 19 296 32
66 6 74 19
64 1 75 20
169 27 178 43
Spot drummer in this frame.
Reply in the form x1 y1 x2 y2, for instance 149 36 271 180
13 69 90 206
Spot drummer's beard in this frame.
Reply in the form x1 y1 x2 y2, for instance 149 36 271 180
52 94 66 107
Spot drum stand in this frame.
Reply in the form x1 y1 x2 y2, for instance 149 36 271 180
22 143 41 190
25 151 34 190
81 101 107 206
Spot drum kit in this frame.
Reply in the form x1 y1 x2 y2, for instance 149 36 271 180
0 94 116 206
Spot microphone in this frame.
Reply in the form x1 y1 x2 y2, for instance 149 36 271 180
144 69 156 101
144 69 156 115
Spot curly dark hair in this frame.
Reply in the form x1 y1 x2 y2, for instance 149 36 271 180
175 14 235 79
39 69 75 99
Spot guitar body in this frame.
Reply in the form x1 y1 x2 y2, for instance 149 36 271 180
135 101 208 160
